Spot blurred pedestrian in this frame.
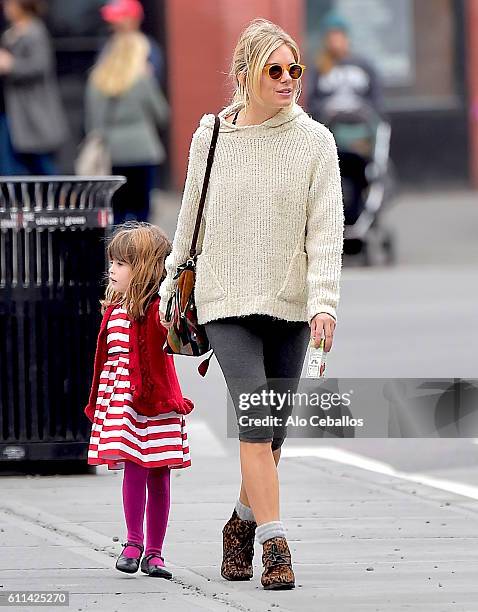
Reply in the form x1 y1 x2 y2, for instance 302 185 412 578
85 30 169 224
0 0 68 175
159 18 343 590
308 11 385 122
100 0 165 88
84 222 193 579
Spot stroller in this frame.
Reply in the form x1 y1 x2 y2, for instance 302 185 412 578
324 104 396 265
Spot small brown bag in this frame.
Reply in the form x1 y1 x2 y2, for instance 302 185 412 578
164 115 221 376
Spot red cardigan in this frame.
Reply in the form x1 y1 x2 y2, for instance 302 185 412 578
84 296 194 422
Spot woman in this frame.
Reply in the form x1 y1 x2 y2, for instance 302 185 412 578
85 30 169 225
0 0 67 175
100 0 165 88
159 19 344 590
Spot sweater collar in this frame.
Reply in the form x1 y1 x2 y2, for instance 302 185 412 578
200 103 305 134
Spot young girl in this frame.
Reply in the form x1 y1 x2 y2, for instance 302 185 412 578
84 222 193 579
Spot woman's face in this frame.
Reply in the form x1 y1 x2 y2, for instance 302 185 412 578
257 43 300 110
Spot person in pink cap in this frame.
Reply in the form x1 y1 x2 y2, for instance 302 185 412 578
101 0 144 24
101 0 164 86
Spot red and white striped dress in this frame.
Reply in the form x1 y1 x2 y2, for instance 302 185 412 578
87 306 191 471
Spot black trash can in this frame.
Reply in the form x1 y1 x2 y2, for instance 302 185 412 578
0 176 125 466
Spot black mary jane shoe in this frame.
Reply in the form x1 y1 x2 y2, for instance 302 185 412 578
115 542 144 574
140 553 173 579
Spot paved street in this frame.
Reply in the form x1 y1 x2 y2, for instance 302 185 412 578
152 187 478 448
1 188 477 611
153 187 478 379
3 448 478 611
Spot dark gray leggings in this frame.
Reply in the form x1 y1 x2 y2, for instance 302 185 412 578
204 315 310 450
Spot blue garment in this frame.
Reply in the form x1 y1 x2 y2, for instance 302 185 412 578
111 164 155 225
320 11 350 34
147 37 165 88
0 114 24 175
15 152 57 176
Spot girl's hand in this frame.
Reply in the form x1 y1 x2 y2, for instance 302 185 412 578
159 308 174 330
310 312 336 353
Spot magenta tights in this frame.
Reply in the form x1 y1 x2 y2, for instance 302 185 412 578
122 461 171 560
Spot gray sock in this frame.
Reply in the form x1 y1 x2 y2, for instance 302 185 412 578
256 521 286 544
235 499 255 523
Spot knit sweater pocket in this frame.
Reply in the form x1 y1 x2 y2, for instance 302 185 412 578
195 253 227 304
276 251 308 304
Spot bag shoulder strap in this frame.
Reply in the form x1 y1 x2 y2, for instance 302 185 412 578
189 115 220 258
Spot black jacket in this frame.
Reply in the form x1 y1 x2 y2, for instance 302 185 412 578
308 55 385 122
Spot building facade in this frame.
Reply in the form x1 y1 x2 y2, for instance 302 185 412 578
8 0 476 189
164 0 475 188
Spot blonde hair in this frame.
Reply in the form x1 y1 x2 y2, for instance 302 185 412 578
101 222 172 320
229 18 302 110
91 31 149 97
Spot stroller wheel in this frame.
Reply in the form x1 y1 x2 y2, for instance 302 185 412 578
344 238 363 256
361 226 396 267
361 227 383 266
361 243 373 267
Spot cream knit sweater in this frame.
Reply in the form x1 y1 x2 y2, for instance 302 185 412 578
159 102 344 324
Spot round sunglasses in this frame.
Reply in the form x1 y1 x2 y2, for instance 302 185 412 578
263 63 306 80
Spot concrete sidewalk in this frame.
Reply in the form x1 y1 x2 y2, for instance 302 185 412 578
1 450 478 611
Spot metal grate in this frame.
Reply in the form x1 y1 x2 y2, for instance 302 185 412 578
0 177 125 459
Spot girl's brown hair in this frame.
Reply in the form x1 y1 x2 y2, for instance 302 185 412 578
101 222 172 320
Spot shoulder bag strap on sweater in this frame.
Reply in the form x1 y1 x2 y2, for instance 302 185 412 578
189 115 220 258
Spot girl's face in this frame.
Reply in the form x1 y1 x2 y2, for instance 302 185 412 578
258 43 299 110
109 259 132 294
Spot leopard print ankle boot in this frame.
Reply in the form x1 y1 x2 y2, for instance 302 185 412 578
221 510 256 580
261 536 295 590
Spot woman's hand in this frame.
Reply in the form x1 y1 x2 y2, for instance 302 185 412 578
310 312 336 352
